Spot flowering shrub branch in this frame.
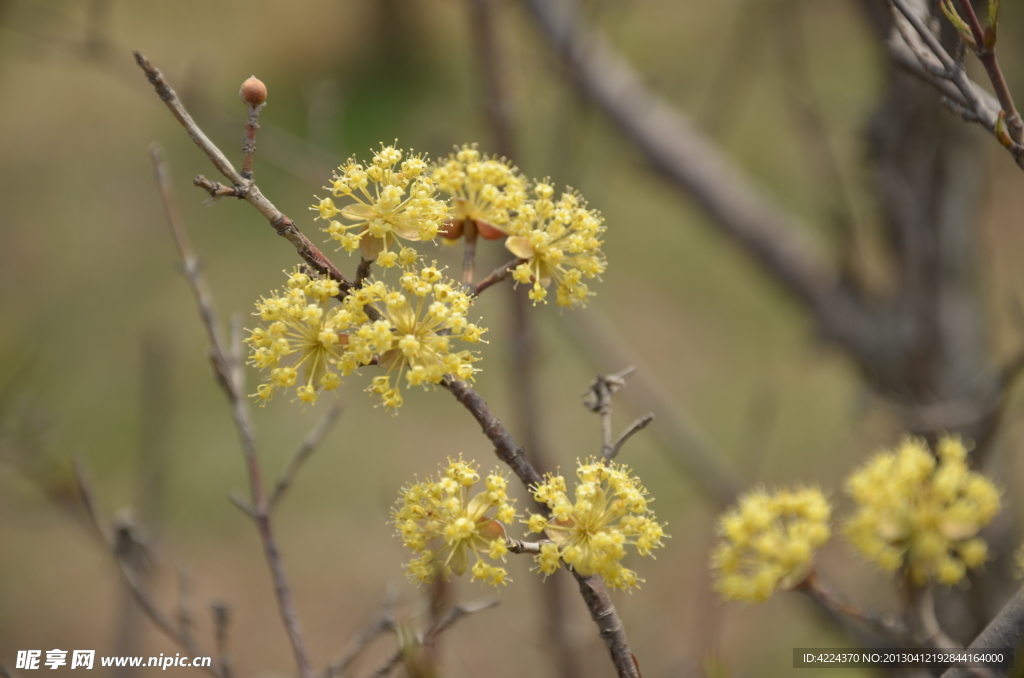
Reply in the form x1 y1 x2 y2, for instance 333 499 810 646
134 50 646 678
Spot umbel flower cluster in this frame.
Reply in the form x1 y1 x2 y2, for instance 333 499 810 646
526 459 667 590
710 435 1002 603
247 143 608 409
393 458 517 586
506 182 607 308
844 436 1000 586
431 144 527 240
394 458 665 589
313 147 447 262
710 487 831 603
246 265 484 409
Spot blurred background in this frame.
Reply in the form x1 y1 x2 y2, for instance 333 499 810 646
3 0 1024 676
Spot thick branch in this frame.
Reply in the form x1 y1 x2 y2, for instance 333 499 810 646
519 0 850 329
943 587 1024 678
440 378 544 496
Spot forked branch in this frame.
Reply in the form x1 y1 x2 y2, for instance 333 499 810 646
134 51 353 291
440 378 641 678
150 145 313 678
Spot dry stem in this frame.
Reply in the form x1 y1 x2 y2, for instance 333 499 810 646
320 607 394 678
150 145 313 678
210 603 233 678
72 459 223 678
888 0 1024 165
365 600 500 678
953 0 1021 142
583 367 654 460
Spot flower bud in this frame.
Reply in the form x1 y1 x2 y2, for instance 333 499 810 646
239 75 267 107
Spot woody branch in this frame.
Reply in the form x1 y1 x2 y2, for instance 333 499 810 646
440 377 640 678
150 144 313 678
134 52 353 293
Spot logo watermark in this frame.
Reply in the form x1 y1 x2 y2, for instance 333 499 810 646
15 651 212 671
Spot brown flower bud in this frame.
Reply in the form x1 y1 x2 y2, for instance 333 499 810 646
239 76 267 107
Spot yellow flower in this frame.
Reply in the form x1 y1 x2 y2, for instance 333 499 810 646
393 458 517 586
526 459 666 590
710 486 831 603
505 181 606 308
431 144 528 241
843 436 1000 586
343 264 486 411
313 143 449 263
245 269 354 405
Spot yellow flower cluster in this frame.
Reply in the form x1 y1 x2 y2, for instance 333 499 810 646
247 266 485 410
526 459 666 590
348 265 484 410
844 436 1000 586
710 487 831 603
393 458 517 586
506 182 606 308
312 144 448 264
431 144 527 241
245 269 349 405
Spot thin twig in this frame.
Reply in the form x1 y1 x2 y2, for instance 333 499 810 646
796 571 910 642
211 602 233 678
72 460 223 678
270 402 343 508
440 379 545 495
953 0 1021 142
609 414 655 459
134 52 353 292
584 367 650 460
241 98 264 180
150 145 313 678
918 586 961 650
560 308 742 506
176 567 196 656
888 0 1024 165
321 608 394 678
229 492 256 518
364 600 500 678
472 258 521 296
